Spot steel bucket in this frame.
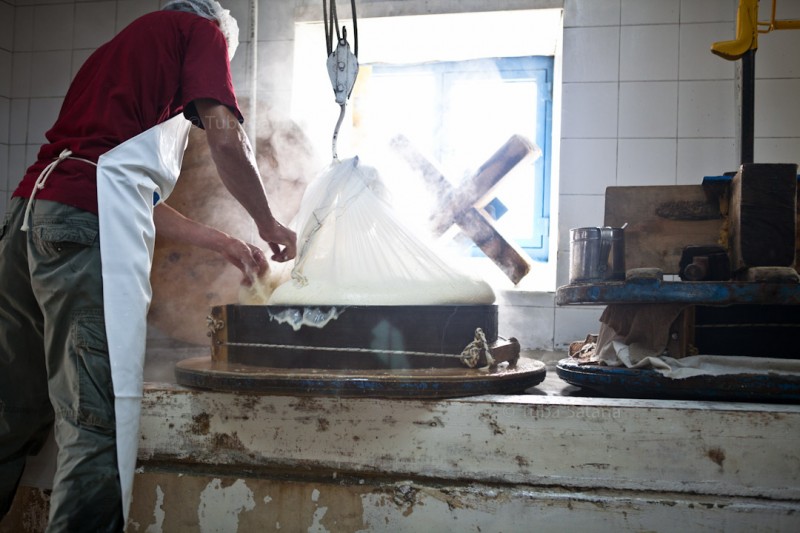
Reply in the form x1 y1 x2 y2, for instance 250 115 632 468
569 226 626 283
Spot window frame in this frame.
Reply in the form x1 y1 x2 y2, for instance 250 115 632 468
367 55 554 261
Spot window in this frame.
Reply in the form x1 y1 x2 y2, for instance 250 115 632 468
353 56 554 261
292 9 562 288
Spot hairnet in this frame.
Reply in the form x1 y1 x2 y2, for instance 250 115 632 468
162 0 239 59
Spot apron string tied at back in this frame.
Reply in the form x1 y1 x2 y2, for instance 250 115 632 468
21 149 98 231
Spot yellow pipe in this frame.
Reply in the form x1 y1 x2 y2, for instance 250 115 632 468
711 0 800 61
772 19 800 30
762 0 800 31
711 0 759 61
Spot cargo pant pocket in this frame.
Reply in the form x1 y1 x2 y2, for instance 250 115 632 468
72 310 115 432
33 220 99 258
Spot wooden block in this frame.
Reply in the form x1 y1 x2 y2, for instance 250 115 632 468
604 185 724 274
455 208 532 284
667 306 694 359
729 163 798 270
742 266 800 283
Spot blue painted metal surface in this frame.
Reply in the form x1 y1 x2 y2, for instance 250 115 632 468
556 358 800 403
556 278 800 306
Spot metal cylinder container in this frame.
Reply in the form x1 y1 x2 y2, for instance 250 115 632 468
569 226 626 283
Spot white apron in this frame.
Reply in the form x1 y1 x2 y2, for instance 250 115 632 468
96 114 191 521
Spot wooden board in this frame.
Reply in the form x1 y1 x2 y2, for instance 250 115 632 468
604 185 724 274
604 181 800 274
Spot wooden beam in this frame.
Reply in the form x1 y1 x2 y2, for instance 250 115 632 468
391 135 534 284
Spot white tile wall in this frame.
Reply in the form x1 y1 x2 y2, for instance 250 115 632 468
33 3 74 51
561 82 618 138
0 2 13 52
223 0 251 41
229 41 251 96
7 145 28 189
256 40 294 109
500 303 556 350
618 81 678 138
620 25 679 81
563 0 619 28
0 97 9 144
25 143 41 168
557 193 606 252
555 249 571 288
562 26 619 83
0 49 10 97
257 0 295 41
755 79 800 138
618 138 677 186
676 138 736 182
679 22 736 81
757 29 800 79
116 0 159 32
622 0 679 25
13 0 75 4
677 80 735 137
11 52 31 98
26 97 63 145
74 1 117 50
13 6 35 53
0 143 8 192
559 138 617 195
29 51 72 98
754 138 800 166
9 99 28 145
1 0 798 352
554 305 605 348
70 48 93 79
680 0 736 23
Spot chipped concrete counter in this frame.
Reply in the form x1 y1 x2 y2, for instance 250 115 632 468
5 358 800 532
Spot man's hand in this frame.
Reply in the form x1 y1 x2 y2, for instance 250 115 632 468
154 203 275 283
259 219 297 262
219 238 269 284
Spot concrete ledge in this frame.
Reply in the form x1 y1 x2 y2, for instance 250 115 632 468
126 470 800 532
7 383 800 532
139 383 800 501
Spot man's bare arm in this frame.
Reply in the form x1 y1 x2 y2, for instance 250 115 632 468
193 98 296 262
154 202 268 283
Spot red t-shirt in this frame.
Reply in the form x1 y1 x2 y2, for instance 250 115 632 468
13 10 243 214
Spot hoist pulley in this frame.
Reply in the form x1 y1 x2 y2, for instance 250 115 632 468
323 0 359 160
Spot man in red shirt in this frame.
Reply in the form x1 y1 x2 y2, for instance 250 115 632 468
0 1 295 530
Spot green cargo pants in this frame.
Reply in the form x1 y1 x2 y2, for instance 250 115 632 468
0 197 123 532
